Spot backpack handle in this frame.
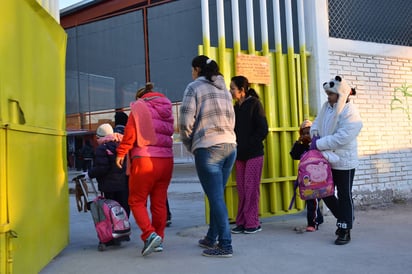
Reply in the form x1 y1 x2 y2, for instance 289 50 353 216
288 180 299 210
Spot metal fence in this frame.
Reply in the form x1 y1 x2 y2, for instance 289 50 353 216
329 0 411 46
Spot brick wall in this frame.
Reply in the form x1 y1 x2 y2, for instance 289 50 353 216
328 50 412 204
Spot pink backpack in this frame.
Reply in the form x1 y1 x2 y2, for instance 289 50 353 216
296 149 334 200
90 197 131 244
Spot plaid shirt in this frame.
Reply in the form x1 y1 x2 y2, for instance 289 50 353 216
179 75 236 153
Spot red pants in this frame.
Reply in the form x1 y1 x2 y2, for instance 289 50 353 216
128 157 173 242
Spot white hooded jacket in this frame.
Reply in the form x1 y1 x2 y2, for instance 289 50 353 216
310 76 363 170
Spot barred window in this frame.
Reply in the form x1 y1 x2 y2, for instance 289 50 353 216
329 0 412 46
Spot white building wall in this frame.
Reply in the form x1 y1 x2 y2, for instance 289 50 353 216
304 0 330 112
37 0 60 22
328 39 412 204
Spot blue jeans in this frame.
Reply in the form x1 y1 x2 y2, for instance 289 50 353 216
194 143 237 249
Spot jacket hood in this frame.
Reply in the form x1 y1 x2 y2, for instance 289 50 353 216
198 75 227 90
142 92 172 119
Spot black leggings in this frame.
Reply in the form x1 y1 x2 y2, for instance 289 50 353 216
322 169 355 229
306 199 323 227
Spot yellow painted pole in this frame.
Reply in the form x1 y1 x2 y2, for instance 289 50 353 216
269 0 286 212
246 0 255 54
285 0 298 128
231 0 241 56
282 0 299 209
259 0 272 140
258 0 272 214
297 0 310 120
216 0 227 77
201 0 210 57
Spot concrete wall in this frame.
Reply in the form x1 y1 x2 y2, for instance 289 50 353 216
328 38 412 205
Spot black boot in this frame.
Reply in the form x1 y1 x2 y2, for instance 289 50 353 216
335 227 341 235
335 229 351 245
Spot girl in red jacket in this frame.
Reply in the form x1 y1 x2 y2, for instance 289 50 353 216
116 83 174 256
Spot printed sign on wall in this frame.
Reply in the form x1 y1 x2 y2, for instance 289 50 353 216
235 54 270 85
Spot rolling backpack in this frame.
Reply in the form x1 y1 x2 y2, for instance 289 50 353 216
289 149 334 209
75 174 131 251
89 196 131 249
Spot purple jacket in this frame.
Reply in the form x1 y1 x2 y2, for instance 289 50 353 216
127 92 174 158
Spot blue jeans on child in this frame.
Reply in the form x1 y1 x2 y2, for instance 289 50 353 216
194 143 237 249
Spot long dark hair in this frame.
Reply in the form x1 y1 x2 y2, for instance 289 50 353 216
231 75 259 99
191 55 221 82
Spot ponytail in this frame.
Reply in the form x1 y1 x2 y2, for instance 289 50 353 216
247 88 259 99
191 55 221 82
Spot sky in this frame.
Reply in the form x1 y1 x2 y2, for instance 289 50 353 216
59 0 83 9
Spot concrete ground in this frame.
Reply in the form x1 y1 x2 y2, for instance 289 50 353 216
40 163 412 274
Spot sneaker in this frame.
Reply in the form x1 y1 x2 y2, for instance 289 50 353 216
141 232 162 256
198 237 217 249
231 225 245 234
244 226 262 234
335 229 351 245
306 226 316 232
202 246 233 258
166 219 172 227
154 243 163 252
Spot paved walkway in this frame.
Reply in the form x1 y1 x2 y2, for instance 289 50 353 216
41 164 412 274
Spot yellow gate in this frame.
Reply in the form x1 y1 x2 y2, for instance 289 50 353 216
201 0 311 221
0 1 68 273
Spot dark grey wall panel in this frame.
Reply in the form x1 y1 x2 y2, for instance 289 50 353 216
65 0 410 114
148 0 202 102
65 11 146 113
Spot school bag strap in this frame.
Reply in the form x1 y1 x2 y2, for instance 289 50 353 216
288 180 299 210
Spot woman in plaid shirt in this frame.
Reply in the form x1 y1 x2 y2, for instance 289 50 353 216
180 55 236 258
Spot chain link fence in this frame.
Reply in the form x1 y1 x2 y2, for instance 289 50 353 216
329 0 411 46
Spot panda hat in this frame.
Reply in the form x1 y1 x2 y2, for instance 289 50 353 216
323 75 355 117
316 75 356 136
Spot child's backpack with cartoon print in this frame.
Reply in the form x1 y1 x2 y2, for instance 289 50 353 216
296 149 334 200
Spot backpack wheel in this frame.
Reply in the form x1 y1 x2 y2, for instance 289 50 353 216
112 239 121 246
98 243 106 251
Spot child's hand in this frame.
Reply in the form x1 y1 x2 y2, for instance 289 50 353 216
310 136 320 150
116 156 124 169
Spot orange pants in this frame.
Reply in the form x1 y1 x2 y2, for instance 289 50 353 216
128 157 173 241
